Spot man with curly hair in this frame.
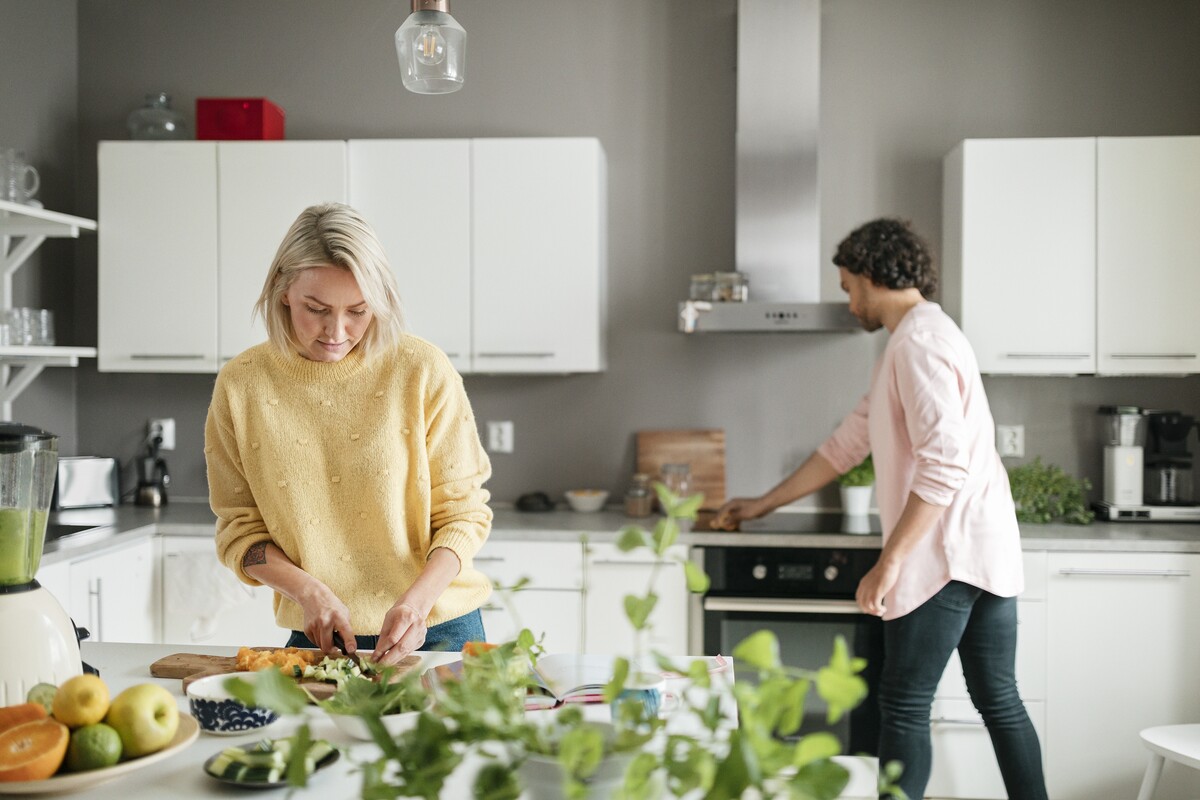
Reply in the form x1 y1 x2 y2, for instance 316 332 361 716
715 218 1046 799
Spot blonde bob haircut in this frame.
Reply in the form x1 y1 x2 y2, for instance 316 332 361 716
255 203 405 359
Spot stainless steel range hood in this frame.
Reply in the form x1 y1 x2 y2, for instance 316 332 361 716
679 0 857 334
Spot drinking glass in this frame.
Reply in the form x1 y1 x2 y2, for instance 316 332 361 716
0 148 40 204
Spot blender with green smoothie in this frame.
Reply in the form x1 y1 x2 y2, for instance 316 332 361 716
0 423 83 705
0 422 57 586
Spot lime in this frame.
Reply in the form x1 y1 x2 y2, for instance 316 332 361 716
65 723 122 772
26 683 58 715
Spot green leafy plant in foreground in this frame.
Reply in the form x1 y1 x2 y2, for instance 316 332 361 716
1007 457 1094 524
233 484 903 799
836 454 874 487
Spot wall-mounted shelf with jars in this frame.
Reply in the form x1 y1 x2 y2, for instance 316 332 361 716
0 199 98 420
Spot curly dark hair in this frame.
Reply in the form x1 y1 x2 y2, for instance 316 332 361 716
832 218 937 299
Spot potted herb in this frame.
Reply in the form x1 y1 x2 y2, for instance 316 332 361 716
837 454 874 516
1007 457 1094 524
232 485 899 799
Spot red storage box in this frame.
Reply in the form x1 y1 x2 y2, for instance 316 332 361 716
196 98 285 140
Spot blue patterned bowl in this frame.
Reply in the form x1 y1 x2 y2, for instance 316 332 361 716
186 671 279 735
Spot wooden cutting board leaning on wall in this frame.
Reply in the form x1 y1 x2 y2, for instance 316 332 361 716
635 429 726 512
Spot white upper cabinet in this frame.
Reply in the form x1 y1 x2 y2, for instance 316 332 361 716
217 142 347 362
348 139 472 373
943 138 1096 374
99 142 219 372
472 138 606 374
99 141 346 372
99 138 606 374
1097 136 1200 375
943 135 1200 376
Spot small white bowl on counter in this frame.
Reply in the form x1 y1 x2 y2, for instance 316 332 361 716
326 707 423 741
565 489 609 512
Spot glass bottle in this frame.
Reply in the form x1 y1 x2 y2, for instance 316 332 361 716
660 463 692 530
127 92 189 140
624 473 653 518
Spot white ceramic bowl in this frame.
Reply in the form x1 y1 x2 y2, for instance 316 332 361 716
565 489 609 512
326 708 422 741
186 671 279 735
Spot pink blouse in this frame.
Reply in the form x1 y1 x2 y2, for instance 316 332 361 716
817 302 1023 619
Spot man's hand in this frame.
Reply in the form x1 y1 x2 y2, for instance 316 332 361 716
712 497 768 531
855 558 901 617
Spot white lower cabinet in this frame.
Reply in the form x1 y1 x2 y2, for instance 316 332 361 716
1045 551 1200 800
160 536 281 647
67 538 160 644
474 539 584 653
583 543 688 659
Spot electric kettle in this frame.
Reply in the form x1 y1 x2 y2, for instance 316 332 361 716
0 422 84 705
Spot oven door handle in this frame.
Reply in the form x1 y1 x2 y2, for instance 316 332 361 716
703 597 863 615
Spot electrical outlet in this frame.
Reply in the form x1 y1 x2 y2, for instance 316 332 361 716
149 418 176 451
486 421 514 454
996 424 1024 458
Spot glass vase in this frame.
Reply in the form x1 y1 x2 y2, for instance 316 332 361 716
127 92 189 140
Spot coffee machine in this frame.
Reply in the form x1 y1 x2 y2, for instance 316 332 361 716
135 433 170 507
0 423 84 705
1144 411 1198 507
1095 406 1200 521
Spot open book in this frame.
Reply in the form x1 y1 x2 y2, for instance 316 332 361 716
524 654 616 710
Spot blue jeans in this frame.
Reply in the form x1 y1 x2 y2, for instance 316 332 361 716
286 608 486 653
879 581 1047 800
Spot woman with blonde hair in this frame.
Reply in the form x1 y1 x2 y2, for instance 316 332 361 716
205 202 493 666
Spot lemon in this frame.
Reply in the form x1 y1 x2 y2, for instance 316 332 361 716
26 683 58 715
52 674 110 729
65 723 122 772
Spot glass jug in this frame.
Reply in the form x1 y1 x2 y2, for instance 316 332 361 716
0 423 59 586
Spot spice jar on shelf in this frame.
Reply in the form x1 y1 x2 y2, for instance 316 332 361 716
689 273 716 301
624 473 653 518
713 271 749 302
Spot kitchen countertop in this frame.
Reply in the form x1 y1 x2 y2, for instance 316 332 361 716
63 642 879 799
40 501 1200 566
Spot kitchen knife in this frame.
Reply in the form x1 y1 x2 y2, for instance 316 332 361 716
331 631 363 669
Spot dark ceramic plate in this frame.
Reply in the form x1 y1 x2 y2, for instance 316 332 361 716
202 744 340 789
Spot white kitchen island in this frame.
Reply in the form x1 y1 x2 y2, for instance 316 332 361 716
49 642 877 799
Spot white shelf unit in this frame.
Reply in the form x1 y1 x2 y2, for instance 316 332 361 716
0 199 98 420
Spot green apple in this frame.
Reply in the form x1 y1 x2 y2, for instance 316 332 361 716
105 683 179 758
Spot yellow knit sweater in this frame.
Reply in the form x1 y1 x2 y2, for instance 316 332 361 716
204 336 493 632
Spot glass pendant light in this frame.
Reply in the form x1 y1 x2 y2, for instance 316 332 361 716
395 0 466 95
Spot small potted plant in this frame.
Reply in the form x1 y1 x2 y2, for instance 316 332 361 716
837 454 874 516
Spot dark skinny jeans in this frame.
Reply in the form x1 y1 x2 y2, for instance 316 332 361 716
878 581 1047 799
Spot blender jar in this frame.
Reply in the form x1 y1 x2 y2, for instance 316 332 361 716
1098 405 1146 447
0 423 59 586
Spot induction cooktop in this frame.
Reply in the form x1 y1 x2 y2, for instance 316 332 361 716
737 512 882 535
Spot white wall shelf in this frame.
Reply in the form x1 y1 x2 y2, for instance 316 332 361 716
0 199 98 420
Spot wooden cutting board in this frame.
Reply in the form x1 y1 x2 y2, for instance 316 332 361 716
636 429 726 510
150 651 423 700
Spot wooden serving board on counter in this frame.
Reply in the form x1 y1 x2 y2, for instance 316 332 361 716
636 429 726 510
150 651 423 700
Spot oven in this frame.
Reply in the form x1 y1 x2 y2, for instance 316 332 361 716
695 543 884 755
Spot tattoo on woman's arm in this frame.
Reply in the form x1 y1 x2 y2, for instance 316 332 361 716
243 542 268 567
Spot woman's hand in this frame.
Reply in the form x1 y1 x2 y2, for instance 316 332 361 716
297 582 355 656
712 496 769 531
372 601 428 665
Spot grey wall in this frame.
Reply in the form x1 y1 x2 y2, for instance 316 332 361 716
0 0 80 449
22 0 1200 504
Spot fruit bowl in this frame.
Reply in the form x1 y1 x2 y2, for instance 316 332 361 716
186 672 278 735
565 489 609 512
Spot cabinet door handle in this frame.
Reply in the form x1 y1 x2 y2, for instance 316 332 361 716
1002 353 1091 360
592 559 677 568
89 578 102 642
932 717 985 727
1108 353 1197 360
1057 568 1191 578
473 555 505 563
129 354 208 360
475 352 555 359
